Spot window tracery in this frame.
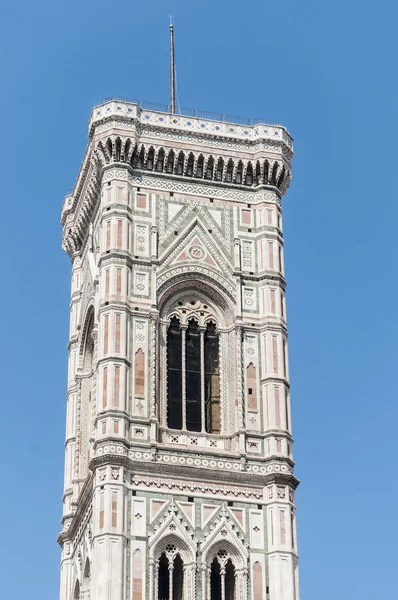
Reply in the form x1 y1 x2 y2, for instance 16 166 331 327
165 299 221 434
157 546 184 600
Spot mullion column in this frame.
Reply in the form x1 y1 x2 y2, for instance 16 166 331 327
169 562 174 600
221 565 226 600
181 324 187 431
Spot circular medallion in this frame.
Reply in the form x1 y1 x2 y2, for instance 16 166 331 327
188 244 205 261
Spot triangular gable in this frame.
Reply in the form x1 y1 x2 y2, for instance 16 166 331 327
159 219 233 275
174 235 217 267
148 502 195 551
200 504 248 558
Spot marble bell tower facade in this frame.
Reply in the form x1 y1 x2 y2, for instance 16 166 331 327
59 98 298 600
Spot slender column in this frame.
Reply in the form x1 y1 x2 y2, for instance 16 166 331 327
149 558 155 600
200 326 206 433
181 324 187 431
207 566 211 600
169 563 174 600
221 566 226 600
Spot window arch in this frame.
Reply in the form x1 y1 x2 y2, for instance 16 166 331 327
165 301 221 434
175 151 184 175
156 148 165 172
166 150 175 174
205 156 214 180
225 159 234 183
157 549 184 600
210 554 235 600
245 162 253 186
82 559 91 600
79 308 95 479
196 155 204 178
235 161 243 184
215 158 224 181
146 147 155 170
73 580 80 600
186 153 194 177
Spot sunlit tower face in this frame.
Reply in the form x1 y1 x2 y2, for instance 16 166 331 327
59 94 297 600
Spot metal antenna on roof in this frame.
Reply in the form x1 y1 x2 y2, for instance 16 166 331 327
169 16 176 114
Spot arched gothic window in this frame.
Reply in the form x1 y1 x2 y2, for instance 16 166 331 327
166 313 220 434
196 155 204 178
146 147 154 170
157 550 184 600
156 148 165 172
186 153 194 177
210 555 235 600
166 150 175 174
235 161 243 184
80 310 94 478
73 580 80 600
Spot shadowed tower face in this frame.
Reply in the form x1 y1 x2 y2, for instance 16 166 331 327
59 97 298 600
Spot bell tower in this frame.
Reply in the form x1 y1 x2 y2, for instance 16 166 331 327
59 96 298 600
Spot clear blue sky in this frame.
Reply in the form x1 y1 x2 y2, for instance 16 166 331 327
1 1 397 598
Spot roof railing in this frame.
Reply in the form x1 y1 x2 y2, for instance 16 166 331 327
98 97 283 127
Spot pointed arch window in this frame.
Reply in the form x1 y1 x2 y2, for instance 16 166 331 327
255 162 261 186
156 149 165 172
186 153 194 177
196 155 204 178
205 157 214 180
210 557 235 600
225 160 234 183
166 151 175 174
176 152 184 175
235 161 243 184
215 158 224 181
115 138 122 161
157 550 184 600
166 317 220 433
146 147 155 170
245 163 253 186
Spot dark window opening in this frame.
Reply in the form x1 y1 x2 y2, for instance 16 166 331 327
146 148 154 170
176 152 184 175
255 162 261 185
205 322 220 434
186 319 201 432
235 162 243 184
226 160 233 182
186 154 194 177
197 156 204 178
115 138 121 161
167 317 182 430
173 554 184 600
225 560 235 600
157 552 184 600
158 553 169 600
205 157 214 180
210 558 221 600
156 149 165 172
245 163 253 186
166 151 175 174
215 158 224 181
